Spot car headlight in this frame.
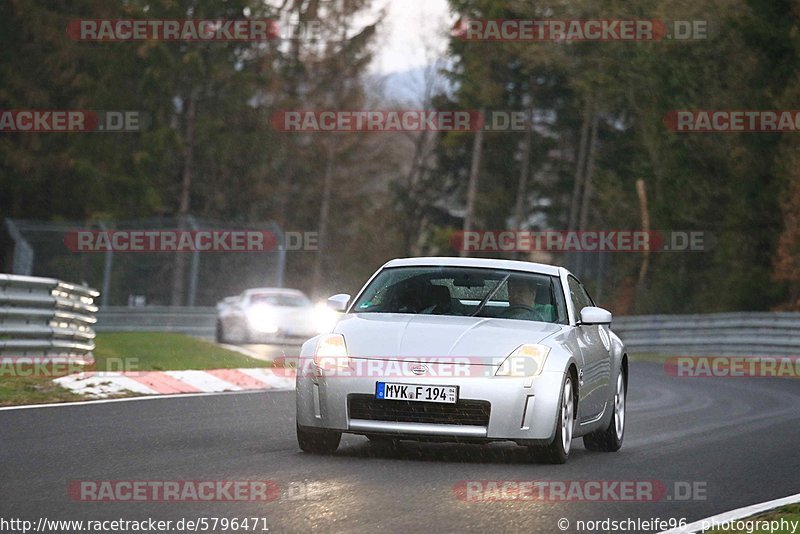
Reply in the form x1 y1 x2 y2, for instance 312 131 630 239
495 344 550 377
314 333 350 371
312 302 341 334
246 305 279 333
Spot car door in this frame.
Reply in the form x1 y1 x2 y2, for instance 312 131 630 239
567 276 612 422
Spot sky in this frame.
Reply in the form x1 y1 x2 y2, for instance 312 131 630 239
368 0 453 74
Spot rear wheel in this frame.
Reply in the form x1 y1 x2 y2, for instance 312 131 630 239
530 374 575 464
583 368 626 452
296 424 341 454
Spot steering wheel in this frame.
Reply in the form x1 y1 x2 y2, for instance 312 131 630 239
500 305 546 322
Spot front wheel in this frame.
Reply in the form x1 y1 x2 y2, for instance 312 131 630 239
296 424 341 454
583 368 626 452
530 374 575 464
226 319 250 345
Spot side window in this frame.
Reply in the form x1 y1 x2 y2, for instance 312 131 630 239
567 276 594 316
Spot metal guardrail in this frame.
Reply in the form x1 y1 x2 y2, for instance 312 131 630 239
612 312 800 356
93 308 800 356
0 274 99 360
95 307 217 337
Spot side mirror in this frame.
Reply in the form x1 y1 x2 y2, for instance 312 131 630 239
579 306 612 326
327 293 351 312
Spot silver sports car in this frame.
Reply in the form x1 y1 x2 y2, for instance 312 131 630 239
216 288 329 345
295 257 627 463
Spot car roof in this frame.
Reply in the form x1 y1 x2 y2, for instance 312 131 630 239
244 288 307 296
381 257 567 277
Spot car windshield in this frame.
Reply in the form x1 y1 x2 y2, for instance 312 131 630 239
352 266 567 324
250 293 310 307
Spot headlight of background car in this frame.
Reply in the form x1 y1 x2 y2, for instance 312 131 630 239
312 301 341 334
495 344 550 377
314 333 350 371
246 304 279 334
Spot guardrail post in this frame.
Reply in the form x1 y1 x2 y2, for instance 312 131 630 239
4 219 35 275
276 240 286 288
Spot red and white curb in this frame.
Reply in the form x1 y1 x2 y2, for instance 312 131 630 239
54 368 296 398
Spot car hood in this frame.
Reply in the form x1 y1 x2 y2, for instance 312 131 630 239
333 313 563 364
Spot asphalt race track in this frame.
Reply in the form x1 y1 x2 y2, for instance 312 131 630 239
2 362 799 533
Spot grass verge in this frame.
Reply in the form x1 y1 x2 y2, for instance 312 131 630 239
0 332 274 407
93 332 273 372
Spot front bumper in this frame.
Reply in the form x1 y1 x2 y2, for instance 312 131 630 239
247 323 316 345
296 362 565 442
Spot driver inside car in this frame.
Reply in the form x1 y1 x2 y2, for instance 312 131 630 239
505 277 555 321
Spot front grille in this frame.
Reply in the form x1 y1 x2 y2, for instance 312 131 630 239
348 394 491 426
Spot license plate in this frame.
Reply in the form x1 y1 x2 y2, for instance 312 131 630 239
376 382 458 404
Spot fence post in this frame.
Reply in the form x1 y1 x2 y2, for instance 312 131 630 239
187 215 200 307
4 219 35 275
98 221 113 307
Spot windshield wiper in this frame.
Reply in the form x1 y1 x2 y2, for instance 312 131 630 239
471 274 510 317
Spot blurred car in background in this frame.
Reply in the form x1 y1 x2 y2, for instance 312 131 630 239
216 288 338 345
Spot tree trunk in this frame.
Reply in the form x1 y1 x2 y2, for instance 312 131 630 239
461 111 484 257
636 178 651 296
568 99 592 232
575 111 599 277
578 112 599 232
513 108 533 229
170 89 198 306
513 107 534 260
312 142 335 296
402 129 431 256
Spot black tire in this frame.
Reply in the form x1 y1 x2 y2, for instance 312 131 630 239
227 319 250 345
583 367 626 452
296 423 341 454
530 374 575 464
